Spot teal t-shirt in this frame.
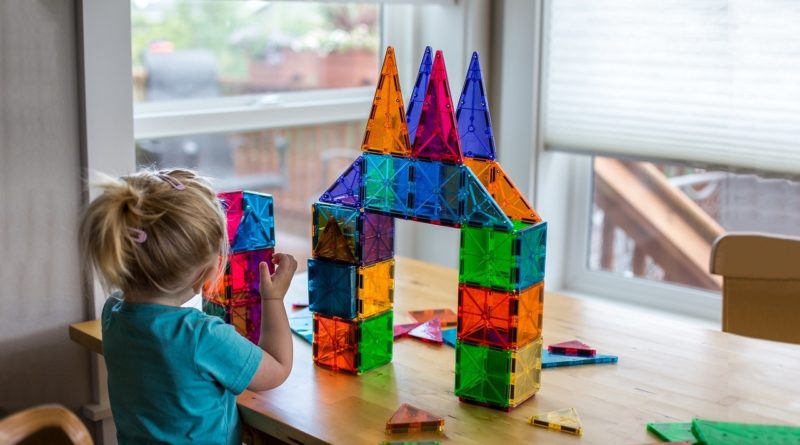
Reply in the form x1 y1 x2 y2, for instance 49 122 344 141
101 296 262 445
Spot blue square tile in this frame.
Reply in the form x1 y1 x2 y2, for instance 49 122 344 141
308 258 357 319
517 221 547 288
411 160 462 225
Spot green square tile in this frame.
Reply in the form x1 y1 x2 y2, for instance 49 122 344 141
357 310 393 373
455 341 512 407
459 225 517 291
459 221 546 291
363 153 393 210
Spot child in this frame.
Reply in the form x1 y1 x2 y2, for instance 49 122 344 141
79 169 296 444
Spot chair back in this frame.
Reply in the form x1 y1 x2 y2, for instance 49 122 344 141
0 404 92 445
711 233 800 344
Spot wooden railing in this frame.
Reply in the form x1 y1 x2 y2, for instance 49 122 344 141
594 158 723 291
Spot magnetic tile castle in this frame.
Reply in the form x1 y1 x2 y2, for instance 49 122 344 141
203 191 276 344
309 46 547 410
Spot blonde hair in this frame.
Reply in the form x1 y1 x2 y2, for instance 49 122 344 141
80 168 227 295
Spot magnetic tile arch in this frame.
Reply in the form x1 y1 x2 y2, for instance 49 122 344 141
310 46 547 411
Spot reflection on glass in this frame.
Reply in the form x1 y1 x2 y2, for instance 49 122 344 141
589 157 800 292
131 1 380 102
136 120 366 271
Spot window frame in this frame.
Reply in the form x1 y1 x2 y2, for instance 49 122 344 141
131 3 389 140
134 87 376 139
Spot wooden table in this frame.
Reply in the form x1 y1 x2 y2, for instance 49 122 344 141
70 257 800 444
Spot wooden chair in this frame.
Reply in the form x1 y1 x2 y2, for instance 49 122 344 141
0 404 92 445
710 233 800 344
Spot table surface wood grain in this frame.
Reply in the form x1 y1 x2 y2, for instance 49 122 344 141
70 256 800 445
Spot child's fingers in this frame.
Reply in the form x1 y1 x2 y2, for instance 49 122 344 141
271 254 298 282
272 252 291 265
259 261 273 287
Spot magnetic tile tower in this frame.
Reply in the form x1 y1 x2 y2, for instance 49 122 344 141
309 46 547 410
203 191 276 344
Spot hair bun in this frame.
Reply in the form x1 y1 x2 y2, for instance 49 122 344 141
99 177 146 222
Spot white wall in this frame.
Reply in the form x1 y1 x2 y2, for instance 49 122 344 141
0 0 93 416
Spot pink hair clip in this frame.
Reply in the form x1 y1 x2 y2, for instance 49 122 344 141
157 173 186 191
128 227 147 244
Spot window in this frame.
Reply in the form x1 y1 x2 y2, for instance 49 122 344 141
136 122 365 264
541 1 800 319
589 156 800 292
131 1 380 101
131 1 382 270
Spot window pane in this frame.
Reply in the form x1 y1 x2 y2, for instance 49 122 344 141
131 1 380 102
136 120 366 271
589 156 800 292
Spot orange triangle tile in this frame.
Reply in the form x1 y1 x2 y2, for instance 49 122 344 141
313 218 356 263
464 158 541 224
361 47 412 156
492 164 541 224
385 403 445 434
464 157 494 184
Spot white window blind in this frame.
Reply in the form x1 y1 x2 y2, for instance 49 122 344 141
544 0 800 175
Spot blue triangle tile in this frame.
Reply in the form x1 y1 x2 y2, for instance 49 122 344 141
460 167 513 231
241 192 275 248
231 206 273 252
457 52 496 160
319 156 363 208
406 46 433 147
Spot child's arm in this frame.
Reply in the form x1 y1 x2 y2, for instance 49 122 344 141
247 253 297 391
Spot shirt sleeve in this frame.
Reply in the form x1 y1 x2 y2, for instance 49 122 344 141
100 294 123 330
194 315 263 395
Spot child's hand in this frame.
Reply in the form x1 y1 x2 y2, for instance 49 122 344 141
259 253 298 301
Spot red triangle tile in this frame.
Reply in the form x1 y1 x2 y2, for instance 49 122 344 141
409 318 443 344
385 403 445 434
394 322 422 338
547 340 596 357
411 50 462 163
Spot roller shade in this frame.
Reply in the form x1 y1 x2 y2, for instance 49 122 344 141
544 0 800 174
